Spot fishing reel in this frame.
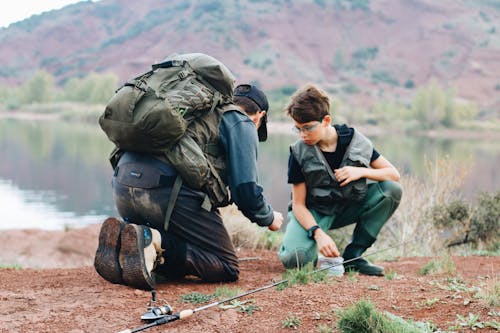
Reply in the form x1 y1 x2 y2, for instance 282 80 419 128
141 290 173 321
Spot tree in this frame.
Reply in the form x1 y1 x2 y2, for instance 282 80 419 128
20 70 55 103
412 79 448 129
63 72 118 104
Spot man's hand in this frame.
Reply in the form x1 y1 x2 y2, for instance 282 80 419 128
314 229 340 257
268 211 283 231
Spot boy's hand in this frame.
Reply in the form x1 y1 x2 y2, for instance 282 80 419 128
314 229 340 257
334 166 364 187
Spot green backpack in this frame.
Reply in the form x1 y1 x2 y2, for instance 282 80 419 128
100 52 234 153
99 53 236 229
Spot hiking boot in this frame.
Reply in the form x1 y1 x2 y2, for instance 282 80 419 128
342 225 384 276
94 217 125 284
119 223 164 290
344 258 384 276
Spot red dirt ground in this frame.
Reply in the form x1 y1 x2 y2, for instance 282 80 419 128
0 224 498 333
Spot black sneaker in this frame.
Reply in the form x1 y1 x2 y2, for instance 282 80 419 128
119 224 162 290
94 217 125 284
344 258 384 276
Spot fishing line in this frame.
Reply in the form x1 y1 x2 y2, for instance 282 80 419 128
117 240 412 333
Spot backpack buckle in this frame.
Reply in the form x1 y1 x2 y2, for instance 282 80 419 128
178 70 189 79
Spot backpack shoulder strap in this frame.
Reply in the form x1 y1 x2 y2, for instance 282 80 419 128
218 103 245 115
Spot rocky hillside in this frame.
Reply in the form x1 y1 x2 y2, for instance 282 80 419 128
0 0 499 109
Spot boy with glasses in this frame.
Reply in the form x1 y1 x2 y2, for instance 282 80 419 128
278 83 402 276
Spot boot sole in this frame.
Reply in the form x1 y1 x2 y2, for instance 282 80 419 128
119 224 156 290
94 217 125 284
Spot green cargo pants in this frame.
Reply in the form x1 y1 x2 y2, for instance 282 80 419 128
278 180 402 269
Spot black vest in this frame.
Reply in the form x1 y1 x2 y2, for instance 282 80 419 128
291 126 373 215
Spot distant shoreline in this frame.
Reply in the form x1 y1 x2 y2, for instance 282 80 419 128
268 121 500 140
1 110 499 140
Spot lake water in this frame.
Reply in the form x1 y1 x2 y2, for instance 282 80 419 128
0 118 498 230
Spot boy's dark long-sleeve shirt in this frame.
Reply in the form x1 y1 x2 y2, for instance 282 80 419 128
219 110 274 227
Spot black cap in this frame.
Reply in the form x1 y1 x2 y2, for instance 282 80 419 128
234 84 269 141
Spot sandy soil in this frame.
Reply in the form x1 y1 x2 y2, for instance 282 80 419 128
0 224 498 333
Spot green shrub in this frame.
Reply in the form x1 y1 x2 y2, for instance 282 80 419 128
341 83 360 94
371 71 399 86
429 191 499 251
350 47 378 68
431 200 470 228
350 0 371 11
404 79 415 89
470 191 500 250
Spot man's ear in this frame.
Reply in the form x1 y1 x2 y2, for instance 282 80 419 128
256 110 266 128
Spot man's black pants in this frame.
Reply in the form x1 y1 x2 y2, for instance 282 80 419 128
112 175 239 282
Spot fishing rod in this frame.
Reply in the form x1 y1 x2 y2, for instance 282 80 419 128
117 241 410 333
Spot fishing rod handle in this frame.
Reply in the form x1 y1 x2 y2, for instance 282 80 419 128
179 309 194 319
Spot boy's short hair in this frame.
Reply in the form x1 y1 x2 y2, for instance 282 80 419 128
285 83 330 123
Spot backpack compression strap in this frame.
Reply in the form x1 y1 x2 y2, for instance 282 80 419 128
163 175 183 231
162 175 212 231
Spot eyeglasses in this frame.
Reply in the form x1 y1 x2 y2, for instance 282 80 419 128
293 122 321 134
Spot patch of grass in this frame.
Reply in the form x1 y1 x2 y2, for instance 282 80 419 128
277 262 330 290
311 268 329 283
336 299 433 333
431 277 483 307
477 276 499 307
451 313 488 331
0 264 22 269
317 324 333 333
444 277 472 292
237 301 260 315
440 254 457 275
219 299 261 315
213 286 242 299
179 292 214 304
385 269 398 280
344 269 358 280
418 254 456 276
182 287 252 307
416 297 440 309
281 313 302 330
419 260 436 276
